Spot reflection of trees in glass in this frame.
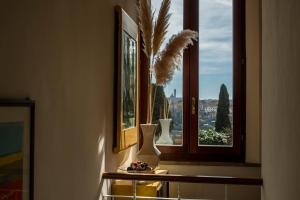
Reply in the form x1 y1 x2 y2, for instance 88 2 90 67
122 32 136 129
167 97 181 131
152 84 167 124
151 84 174 139
215 84 231 132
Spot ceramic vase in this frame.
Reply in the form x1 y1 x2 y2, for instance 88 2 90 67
156 119 173 145
137 124 161 168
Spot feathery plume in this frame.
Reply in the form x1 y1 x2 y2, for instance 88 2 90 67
153 0 171 56
138 0 154 58
154 30 198 85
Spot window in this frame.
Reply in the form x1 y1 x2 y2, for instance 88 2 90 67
152 0 184 146
140 0 245 162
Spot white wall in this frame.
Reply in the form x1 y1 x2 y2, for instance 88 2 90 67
261 0 300 199
0 0 263 199
158 163 261 200
0 0 136 199
246 0 261 164
106 0 139 173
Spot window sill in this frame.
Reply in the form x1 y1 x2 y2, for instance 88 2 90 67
159 161 261 168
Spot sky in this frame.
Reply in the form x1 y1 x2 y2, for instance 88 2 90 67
152 0 233 99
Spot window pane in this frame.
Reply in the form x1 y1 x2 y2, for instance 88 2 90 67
198 0 233 146
152 0 183 146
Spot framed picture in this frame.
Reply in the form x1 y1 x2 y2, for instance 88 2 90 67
113 6 139 152
0 99 35 200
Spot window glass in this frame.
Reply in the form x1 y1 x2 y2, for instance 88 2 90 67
198 0 233 146
152 0 184 146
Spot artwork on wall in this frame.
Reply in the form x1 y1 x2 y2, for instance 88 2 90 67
122 31 137 130
0 99 35 200
113 6 139 152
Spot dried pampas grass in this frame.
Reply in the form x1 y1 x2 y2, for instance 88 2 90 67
138 0 198 122
138 0 154 58
154 30 198 85
152 0 171 56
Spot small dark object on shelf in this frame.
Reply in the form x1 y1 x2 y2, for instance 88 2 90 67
127 161 152 172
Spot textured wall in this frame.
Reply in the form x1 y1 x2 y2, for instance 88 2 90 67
0 0 136 199
262 0 300 199
0 0 263 199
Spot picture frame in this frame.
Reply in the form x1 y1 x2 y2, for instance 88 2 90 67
0 98 35 200
113 6 140 152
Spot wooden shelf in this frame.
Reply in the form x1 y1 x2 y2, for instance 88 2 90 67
103 172 263 186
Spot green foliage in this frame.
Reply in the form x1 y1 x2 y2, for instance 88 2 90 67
199 128 232 145
152 84 167 124
152 84 171 138
215 84 231 132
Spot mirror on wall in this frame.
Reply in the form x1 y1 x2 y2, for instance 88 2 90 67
114 6 139 152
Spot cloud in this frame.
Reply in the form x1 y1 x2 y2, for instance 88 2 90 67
199 0 233 75
215 0 233 7
152 0 183 49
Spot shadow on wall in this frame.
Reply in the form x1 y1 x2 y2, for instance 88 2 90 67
95 134 137 200
94 1 138 199
95 133 106 200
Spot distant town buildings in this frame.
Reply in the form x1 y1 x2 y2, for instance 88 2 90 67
168 89 183 132
165 89 233 145
169 89 232 126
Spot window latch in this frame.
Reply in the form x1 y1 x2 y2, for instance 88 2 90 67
192 97 196 115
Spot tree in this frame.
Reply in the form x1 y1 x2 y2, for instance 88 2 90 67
215 84 231 132
151 84 169 139
152 83 166 124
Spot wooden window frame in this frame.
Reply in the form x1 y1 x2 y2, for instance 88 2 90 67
140 0 246 162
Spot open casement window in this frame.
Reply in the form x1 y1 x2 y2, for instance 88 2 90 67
140 0 245 162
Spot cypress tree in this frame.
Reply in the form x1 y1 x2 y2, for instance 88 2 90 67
215 84 231 132
152 84 167 123
151 84 169 138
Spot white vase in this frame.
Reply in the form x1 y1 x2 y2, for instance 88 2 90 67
137 124 161 168
156 119 173 145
